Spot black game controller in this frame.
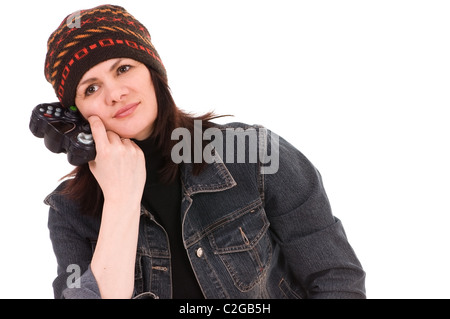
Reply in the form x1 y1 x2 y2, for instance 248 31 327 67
29 102 96 166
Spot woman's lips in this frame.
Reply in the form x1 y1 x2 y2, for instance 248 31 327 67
114 102 140 119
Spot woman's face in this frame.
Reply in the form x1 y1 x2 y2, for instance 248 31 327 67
75 58 157 140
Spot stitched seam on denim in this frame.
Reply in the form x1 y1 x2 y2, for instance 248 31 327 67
210 212 269 253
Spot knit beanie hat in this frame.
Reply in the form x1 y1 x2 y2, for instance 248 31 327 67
45 4 167 108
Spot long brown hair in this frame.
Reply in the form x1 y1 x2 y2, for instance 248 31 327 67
60 69 229 216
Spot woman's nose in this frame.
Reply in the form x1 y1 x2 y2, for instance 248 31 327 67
105 80 129 105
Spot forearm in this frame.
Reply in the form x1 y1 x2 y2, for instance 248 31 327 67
90 199 141 299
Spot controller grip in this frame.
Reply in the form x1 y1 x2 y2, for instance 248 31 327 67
29 102 96 166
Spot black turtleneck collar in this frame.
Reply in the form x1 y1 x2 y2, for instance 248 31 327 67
133 136 164 185
133 136 160 158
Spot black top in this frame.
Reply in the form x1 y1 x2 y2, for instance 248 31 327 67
134 137 204 299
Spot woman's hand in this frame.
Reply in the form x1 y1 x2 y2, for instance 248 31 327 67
87 115 146 206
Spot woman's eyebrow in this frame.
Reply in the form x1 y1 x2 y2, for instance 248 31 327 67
78 59 125 88
109 58 124 73
78 77 98 88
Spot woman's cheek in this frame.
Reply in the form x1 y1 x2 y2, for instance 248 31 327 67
76 103 98 121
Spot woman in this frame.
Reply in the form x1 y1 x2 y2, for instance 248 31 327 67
43 4 366 299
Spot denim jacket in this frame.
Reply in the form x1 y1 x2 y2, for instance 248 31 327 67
45 122 366 299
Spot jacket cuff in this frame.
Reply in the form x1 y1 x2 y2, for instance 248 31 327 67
62 265 101 299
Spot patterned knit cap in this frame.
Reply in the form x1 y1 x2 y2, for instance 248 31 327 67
45 4 167 108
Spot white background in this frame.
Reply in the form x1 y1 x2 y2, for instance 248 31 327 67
1 0 449 299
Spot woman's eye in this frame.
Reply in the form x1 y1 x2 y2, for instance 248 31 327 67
117 65 131 74
85 85 98 96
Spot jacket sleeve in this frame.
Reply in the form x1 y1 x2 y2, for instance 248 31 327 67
47 201 102 299
262 129 366 299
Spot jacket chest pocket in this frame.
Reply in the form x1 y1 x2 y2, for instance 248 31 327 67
208 203 272 292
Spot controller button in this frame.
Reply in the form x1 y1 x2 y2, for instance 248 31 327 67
44 113 52 118
48 106 54 111
55 111 61 117
39 108 45 113
77 132 94 145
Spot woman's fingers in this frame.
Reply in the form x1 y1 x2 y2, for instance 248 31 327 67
88 115 109 154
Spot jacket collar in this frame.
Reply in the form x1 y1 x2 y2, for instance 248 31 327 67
180 154 237 196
